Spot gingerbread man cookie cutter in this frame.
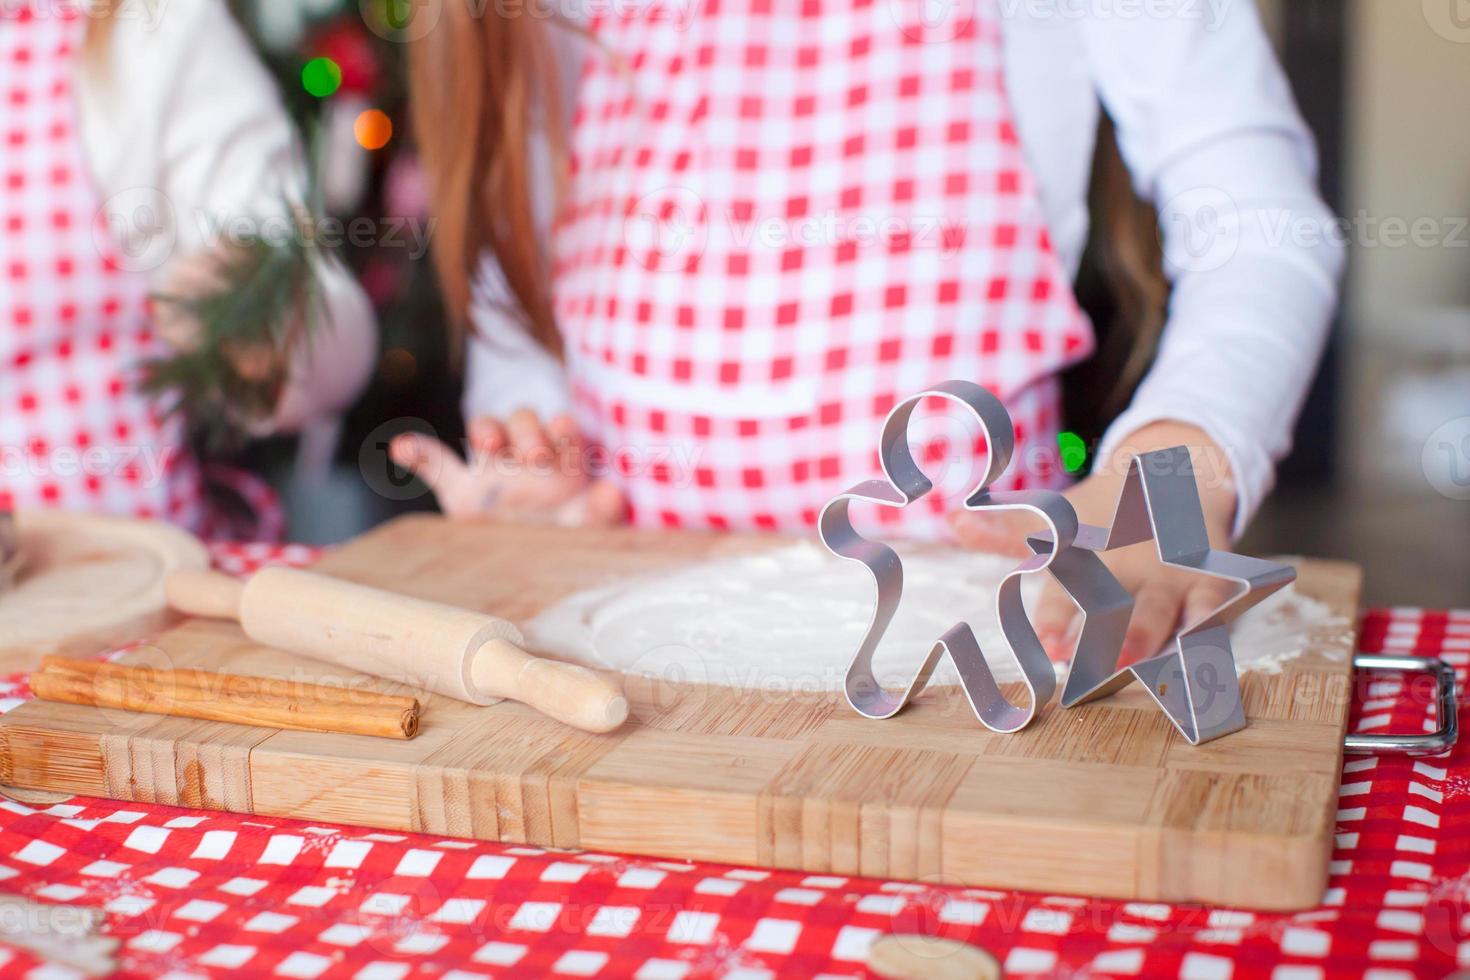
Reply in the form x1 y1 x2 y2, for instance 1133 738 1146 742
818 380 1084 733
818 380 1296 745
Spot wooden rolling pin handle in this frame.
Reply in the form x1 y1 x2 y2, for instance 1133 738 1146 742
165 569 246 621
473 639 629 734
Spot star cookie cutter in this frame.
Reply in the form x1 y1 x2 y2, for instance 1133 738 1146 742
818 380 1297 745
1039 445 1296 744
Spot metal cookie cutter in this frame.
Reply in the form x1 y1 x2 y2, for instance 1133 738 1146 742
1041 447 1297 744
819 379 1301 746
819 380 1095 733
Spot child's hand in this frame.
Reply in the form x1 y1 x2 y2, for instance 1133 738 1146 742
949 422 1238 665
388 411 629 526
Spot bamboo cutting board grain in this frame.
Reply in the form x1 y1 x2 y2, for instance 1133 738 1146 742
0 515 1362 910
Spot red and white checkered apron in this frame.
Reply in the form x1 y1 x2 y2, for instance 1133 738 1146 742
0 6 205 527
552 0 1093 537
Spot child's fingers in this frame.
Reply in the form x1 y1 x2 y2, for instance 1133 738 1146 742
548 413 589 478
505 409 552 458
1181 578 1240 630
952 507 1080 659
467 416 507 458
1030 580 1082 662
505 409 564 487
1119 581 1187 666
547 413 581 447
388 432 439 477
388 433 483 516
549 479 629 528
582 479 630 527
948 509 1032 557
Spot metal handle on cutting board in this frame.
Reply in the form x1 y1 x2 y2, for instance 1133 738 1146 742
1344 654 1458 756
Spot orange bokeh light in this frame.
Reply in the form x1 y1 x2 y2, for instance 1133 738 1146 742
354 109 393 151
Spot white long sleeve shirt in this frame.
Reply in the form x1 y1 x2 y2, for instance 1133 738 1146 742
464 0 1345 534
72 0 376 433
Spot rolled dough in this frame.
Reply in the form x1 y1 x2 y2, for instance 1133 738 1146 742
0 511 209 669
526 542 1352 691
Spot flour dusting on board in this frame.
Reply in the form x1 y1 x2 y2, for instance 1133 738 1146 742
525 543 1351 691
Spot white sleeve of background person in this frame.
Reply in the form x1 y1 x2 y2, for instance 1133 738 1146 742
1078 0 1346 537
76 0 377 433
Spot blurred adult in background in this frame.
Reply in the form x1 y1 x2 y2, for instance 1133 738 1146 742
0 0 375 535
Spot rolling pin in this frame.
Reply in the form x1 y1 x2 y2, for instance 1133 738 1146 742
164 567 628 733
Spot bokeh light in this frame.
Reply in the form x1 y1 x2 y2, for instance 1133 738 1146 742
379 347 418 386
1057 431 1087 473
301 57 343 98
354 109 394 151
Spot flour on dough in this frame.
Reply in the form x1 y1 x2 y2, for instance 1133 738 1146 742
525 542 1350 692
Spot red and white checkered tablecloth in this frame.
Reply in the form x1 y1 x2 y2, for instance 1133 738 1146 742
0 544 1467 980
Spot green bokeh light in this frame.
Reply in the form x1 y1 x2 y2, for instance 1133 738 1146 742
301 57 343 98
1058 431 1087 473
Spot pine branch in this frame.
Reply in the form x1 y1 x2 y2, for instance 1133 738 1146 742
141 208 324 454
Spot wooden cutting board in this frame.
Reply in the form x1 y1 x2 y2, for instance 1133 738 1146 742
0 515 1362 910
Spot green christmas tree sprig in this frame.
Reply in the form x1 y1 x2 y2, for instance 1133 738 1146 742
142 214 323 453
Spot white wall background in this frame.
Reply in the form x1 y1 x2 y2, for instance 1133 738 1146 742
1346 0 1470 334
1341 0 1470 491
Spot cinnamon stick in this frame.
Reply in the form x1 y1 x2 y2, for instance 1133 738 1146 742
32 657 420 739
